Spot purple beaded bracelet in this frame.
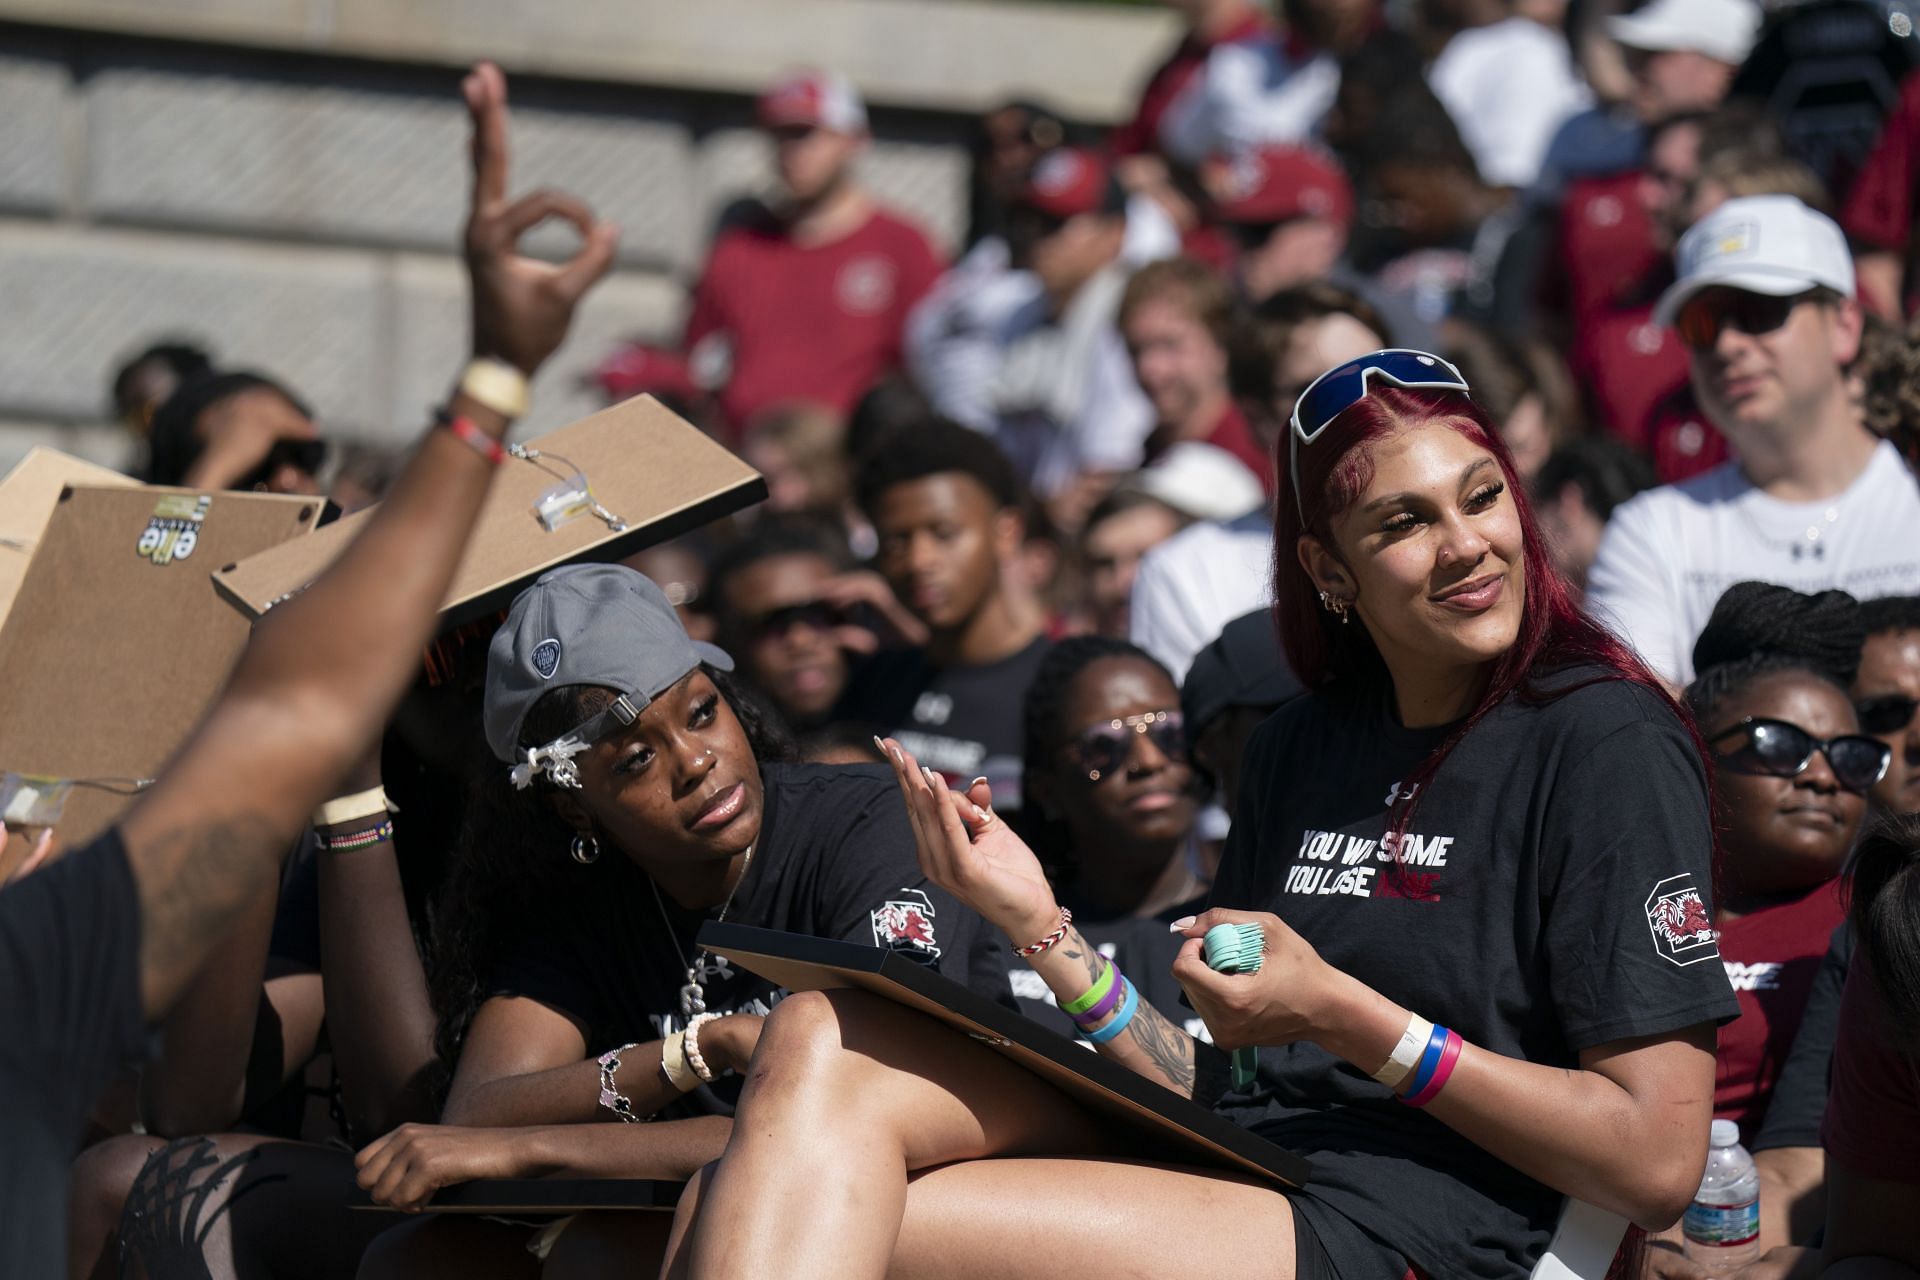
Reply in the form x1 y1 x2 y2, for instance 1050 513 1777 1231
1070 964 1129 1029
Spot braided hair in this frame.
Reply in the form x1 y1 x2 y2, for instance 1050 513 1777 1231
1016 635 1175 883
426 666 792 1090
1686 582 1865 724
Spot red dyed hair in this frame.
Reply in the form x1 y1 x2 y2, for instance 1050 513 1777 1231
1272 386 1712 856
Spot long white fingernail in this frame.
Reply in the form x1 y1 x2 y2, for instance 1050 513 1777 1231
1168 915 1197 934
968 777 988 790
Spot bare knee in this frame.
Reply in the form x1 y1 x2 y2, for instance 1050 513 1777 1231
68 1135 164 1279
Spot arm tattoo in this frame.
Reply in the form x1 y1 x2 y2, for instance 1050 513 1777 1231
1058 930 1106 987
133 814 284 1014
1124 1002 1197 1096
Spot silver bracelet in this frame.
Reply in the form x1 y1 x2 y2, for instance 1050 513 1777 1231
597 1042 646 1123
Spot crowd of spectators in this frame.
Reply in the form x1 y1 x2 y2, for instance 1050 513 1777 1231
10 0 1920 1274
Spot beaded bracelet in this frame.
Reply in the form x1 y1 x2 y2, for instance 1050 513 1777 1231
1083 979 1140 1045
1013 907 1073 958
683 1012 721 1083
313 819 395 854
597 1042 646 1123
1402 1030 1464 1108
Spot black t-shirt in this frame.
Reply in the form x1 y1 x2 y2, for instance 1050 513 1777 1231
0 830 148 1278
1011 915 1207 1043
836 637 1049 812
1210 668 1740 1280
1753 921 1854 1153
489 763 1014 1112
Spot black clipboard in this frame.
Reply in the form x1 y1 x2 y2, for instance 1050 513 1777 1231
698 923 1311 1190
347 1179 684 1214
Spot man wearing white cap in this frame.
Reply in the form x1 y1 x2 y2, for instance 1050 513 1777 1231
679 68 943 437
1588 195 1920 685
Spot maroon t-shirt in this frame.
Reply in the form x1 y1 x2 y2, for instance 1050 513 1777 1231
1109 9 1271 158
1550 171 1664 327
1569 298 1688 453
684 206 943 435
1821 957 1920 1182
1842 69 1920 253
1713 880 1847 1139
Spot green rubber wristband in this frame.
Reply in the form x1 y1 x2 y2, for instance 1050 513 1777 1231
1059 958 1116 1016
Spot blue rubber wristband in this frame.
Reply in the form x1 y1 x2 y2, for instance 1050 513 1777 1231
1405 1023 1450 1095
1083 978 1141 1045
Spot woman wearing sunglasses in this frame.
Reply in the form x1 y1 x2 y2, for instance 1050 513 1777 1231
1007 636 1206 1038
1684 587 1883 1066
664 350 1740 1280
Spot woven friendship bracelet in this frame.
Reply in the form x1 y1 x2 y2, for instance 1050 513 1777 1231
1013 907 1073 958
313 819 395 853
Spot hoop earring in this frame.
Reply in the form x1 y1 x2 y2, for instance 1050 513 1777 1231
570 833 600 865
1318 590 1352 624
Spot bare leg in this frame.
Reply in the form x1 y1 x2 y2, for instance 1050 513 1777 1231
69 1133 165 1280
114 1135 393 1280
668 1157 1297 1280
686 989 1124 1279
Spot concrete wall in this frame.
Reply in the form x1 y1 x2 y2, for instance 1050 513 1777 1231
0 1 1176 472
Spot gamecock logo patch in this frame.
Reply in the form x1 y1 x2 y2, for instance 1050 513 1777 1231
871 888 942 962
1645 874 1719 967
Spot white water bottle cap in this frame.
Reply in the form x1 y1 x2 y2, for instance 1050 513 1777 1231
1709 1119 1740 1147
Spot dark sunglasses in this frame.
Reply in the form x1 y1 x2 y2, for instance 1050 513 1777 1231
1674 290 1814 352
1287 349 1470 509
1855 693 1920 737
1068 709 1185 782
742 599 843 643
1709 716 1892 794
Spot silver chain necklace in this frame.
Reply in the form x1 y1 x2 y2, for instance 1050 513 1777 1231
648 842 756 1020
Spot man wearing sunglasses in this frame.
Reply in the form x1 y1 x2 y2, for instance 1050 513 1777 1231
1587 194 1920 686
144 370 327 497
1855 595 1920 816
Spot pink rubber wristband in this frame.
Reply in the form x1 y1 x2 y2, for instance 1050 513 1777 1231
1401 1030 1463 1107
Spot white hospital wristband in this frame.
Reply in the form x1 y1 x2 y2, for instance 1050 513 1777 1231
1371 1013 1434 1089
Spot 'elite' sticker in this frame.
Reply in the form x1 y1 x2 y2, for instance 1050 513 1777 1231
136 495 210 566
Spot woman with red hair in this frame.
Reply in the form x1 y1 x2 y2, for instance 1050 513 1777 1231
665 352 1741 1280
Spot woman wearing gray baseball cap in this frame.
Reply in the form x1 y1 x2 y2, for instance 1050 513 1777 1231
352 563 1012 1270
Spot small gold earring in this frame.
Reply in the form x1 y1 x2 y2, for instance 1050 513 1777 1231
1318 590 1352 623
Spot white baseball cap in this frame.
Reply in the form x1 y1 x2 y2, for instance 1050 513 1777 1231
1119 443 1266 523
1607 0 1761 65
1654 195 1855 327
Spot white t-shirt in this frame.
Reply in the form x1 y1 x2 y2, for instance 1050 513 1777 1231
1427 17 1590 189
1129 510 1274 681
1158 36 1341 166
1587 440 1920 685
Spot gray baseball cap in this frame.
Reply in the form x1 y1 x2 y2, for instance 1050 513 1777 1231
483 563 733 771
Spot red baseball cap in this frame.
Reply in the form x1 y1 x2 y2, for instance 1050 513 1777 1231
756 69 868 134
1203 145 1354 229
1017 148 1117 220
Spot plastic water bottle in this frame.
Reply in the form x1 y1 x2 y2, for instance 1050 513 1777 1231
1683 1120 1761 1273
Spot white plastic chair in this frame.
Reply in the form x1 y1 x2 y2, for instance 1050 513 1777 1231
1530 1200 1631 1280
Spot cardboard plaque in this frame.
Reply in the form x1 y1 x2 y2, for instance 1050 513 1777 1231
0 485 322 866
348 1178 683 1215
212 395 766 630
699 923 1312 1190
0 448 140 632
